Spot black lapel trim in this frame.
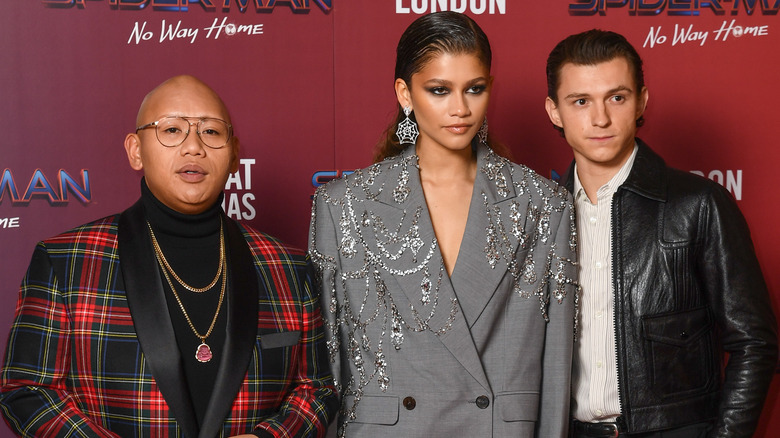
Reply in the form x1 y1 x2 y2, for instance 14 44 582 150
119 199 199 438
199 217 259 438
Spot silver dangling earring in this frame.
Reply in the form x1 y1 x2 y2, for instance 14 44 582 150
477 116 489 145
396 106 419 145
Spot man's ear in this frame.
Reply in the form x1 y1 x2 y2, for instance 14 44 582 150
637 86 649 120
545 97 563 129
124 133 144 171
229 137 241 174
394 78 411 110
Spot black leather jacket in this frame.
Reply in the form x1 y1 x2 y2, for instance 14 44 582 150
564 140 777 437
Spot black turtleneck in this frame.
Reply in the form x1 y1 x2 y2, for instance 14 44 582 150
141 179 226 428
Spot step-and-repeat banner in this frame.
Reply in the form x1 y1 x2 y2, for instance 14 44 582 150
2 1 778 435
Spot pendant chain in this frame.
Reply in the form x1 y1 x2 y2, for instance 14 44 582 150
147 220 226 362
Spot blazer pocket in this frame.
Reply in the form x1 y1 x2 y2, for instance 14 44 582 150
345 394 399 425
260 330 301 349
496 391 539 422
642 306 714 397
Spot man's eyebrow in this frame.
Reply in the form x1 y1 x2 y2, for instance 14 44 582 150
563 92 589 100
608 85 634 94
563 85 634 100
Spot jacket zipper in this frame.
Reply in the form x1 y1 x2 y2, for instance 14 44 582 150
612 191 628 431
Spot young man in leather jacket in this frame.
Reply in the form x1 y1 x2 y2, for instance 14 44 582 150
544 29 777 438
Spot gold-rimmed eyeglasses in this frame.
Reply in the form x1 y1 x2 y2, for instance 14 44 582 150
136 116 233 149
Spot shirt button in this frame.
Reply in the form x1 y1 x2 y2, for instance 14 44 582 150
475 395 490 409
595 262 603 269
595 311 603 319
596 409 604 416
589 216 597 224
402 396 416 410
596 360 603 368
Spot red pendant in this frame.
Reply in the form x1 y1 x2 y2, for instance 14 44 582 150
196 343 213 363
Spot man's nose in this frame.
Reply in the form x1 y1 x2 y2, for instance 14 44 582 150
180 120 207 154
591 102 610 127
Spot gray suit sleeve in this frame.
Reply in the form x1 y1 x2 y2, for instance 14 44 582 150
308 186 347 437
536 198 577 438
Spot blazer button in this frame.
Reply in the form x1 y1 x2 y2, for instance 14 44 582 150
403 396 416 410
475 395 490 409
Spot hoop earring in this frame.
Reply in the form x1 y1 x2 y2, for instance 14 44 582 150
396 106 419 145
477 117 489 145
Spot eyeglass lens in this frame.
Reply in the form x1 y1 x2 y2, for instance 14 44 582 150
156 117 230 148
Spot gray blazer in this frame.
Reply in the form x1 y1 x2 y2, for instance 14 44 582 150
309 143 577 437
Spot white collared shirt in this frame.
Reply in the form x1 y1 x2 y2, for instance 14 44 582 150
571 145 638 422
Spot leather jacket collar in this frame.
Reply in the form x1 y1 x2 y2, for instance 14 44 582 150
563 138 666 202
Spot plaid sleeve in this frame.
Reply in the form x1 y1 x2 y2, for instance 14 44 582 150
0 243 118 437
246 236 338 438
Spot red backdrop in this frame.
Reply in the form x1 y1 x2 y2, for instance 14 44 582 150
2 1 778 436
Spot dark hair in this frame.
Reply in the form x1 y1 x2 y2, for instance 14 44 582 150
546 29 646 135
374 12 509 162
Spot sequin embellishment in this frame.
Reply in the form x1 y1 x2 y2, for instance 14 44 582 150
310 148 578 437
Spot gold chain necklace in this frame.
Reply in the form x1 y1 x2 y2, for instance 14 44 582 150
148 220 226 363
147 221 224 293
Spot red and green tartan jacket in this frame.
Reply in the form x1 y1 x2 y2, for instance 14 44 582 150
0 200 338 437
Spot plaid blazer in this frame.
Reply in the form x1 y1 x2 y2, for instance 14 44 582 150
0 200 338 438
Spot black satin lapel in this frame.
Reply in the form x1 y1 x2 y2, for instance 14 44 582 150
199 217 258 438
119 200 199 438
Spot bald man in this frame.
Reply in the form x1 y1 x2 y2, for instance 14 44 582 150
0 76 338 438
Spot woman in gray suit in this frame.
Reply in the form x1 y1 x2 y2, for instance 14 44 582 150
309 11 577 437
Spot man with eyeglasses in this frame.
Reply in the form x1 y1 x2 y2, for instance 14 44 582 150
0 75 338 437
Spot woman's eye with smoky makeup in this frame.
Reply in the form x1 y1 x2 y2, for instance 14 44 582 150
467 85 486 94
427 87 448 95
